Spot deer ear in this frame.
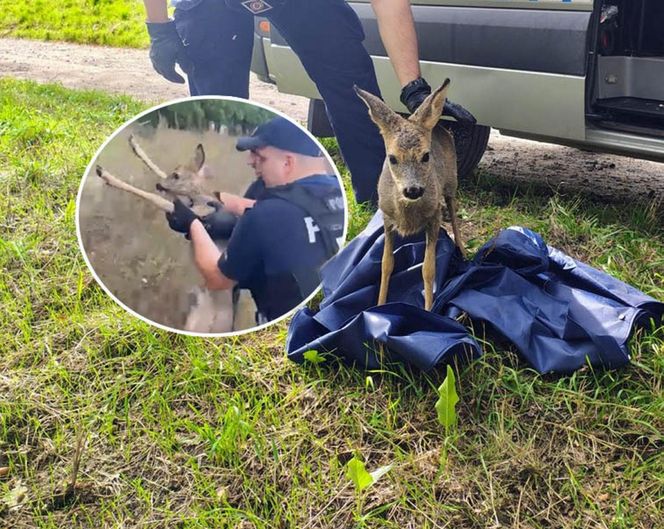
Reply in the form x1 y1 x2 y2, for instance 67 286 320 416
410 79 450 130
194 144 205 170
354 85 401 136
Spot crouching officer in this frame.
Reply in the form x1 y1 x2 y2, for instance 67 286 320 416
165 117 345 324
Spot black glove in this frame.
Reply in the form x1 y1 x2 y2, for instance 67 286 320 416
201 201 238 240
400 77 477 124
146 21 193 84
166 199 199 235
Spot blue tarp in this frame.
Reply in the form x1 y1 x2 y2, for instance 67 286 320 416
286 212 663 374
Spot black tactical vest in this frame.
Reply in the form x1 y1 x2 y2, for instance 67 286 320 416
263 181 344 259
249 178 344 321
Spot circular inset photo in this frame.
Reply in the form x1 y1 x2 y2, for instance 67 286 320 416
77 97 348 336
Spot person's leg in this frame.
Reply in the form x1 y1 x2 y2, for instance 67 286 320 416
174 0 254 97
267 0 386 204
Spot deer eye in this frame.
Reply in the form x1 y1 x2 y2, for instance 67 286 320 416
171 172 180 180
421 152 430 163
388 155 398 165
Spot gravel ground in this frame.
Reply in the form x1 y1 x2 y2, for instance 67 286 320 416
1 37 663 205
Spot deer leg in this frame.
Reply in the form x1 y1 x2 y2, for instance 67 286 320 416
128 134 169 179
377 223 395 306
423 223 439 311
96 166 174 213
445 195 466 258
207 289 234 333
184 286 215 333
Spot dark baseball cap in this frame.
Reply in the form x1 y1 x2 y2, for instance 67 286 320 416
236 117 321 157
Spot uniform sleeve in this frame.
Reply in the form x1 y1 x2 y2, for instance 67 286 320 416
217 208 263 284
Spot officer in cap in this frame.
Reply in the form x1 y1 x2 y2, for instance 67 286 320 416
165 116 345 324
141 0 475 204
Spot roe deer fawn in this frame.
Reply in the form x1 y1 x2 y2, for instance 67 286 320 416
96 134 219 216
95 135 236 333
355 79 466 311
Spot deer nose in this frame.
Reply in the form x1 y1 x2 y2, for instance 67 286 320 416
403 186 424 200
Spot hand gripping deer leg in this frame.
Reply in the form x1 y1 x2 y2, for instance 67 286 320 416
377 222 395 306
95 165 174 213
423 222 439 311
445 194 466 258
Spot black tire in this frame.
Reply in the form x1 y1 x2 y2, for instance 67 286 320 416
439 121 491 180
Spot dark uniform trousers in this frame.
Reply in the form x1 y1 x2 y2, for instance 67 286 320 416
173 0 386 203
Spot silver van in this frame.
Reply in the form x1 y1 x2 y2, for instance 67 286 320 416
251 0 664 177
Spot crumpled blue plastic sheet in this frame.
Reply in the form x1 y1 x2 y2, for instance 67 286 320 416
286 212 663 374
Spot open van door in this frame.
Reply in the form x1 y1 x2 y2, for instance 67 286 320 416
587 0 664 160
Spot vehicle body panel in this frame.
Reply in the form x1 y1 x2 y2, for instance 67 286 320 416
253 0 664 162
352 0 593 11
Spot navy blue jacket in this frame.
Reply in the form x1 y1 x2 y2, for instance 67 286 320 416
286 212 663 374
219 174 344 320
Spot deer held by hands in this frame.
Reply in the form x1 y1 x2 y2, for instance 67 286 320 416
95 135 235 333
355 79 466 311
96 134 220 216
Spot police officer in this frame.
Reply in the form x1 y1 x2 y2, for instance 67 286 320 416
141 0 475 204
165 117 345 323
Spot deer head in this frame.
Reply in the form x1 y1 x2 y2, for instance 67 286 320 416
355 80 450 202
154 144 213 201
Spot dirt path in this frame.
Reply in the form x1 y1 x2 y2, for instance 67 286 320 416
0 37 309 120
1 37 663 205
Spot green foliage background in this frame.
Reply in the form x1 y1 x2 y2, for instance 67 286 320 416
140 100 277 132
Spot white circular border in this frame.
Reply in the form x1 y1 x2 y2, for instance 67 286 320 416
76 95 349 338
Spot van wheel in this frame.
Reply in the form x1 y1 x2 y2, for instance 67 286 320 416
439 121 491 180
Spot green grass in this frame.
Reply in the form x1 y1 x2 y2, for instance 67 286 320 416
0 0 148 47
1 78 663 528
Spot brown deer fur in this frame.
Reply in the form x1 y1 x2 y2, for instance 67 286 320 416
355 79 465 311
